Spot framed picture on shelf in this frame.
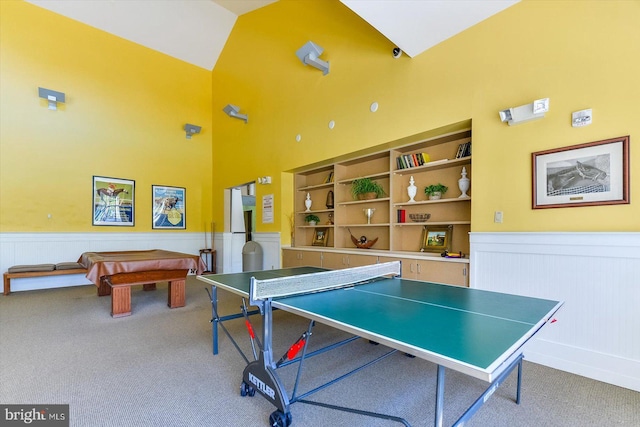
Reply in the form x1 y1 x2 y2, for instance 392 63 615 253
152 185 186 229
92 176 135 226
420 225 453 253
312 228 329 246
532 136 629 209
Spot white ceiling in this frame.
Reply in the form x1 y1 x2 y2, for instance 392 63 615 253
25 0 518 70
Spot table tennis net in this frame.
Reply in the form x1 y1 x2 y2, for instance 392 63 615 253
250 261 401 302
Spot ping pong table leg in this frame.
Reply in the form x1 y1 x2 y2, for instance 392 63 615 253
210 285 219 355
451 353 525 427
435 365 445 427
516 357 523 404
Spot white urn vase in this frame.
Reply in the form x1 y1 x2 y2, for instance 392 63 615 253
458 167 470 198
304 193 312 211
407 176 417 202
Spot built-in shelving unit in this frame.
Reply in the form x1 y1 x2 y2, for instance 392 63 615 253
288 127 472 286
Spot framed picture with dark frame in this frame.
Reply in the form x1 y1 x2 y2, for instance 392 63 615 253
312 228 329 246
92 176 135 226
420 225 453 253
532 136 629 209
152 185 186 229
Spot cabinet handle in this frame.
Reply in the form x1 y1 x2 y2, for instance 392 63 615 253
410 263 415 273
417 264 421 274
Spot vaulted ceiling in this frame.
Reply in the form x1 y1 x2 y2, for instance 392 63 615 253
25 0 519 70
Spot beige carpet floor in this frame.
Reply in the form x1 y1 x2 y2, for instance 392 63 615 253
1 277 638 426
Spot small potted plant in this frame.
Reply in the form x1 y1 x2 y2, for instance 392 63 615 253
305 214 320 226
351 177 385 200
424 183 448 200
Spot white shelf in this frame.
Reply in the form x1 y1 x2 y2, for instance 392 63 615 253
394 156 471 175
337 197 390 206
394 197 470 207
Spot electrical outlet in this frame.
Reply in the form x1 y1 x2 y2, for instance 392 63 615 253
494 211 503 223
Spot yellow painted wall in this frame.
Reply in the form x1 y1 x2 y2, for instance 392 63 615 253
212 0 639 237
2 0 638 237
0 1 212 232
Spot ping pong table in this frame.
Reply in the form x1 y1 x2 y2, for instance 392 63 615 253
198 262 562 427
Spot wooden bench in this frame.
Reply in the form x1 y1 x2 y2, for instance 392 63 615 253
3 263 87 295
102 269 189 317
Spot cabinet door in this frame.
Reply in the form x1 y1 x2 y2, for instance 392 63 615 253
321 252 348 269
345 253 378 268
282 249 322 268
415 259 468 287
378 256 468 286
321 252 378 269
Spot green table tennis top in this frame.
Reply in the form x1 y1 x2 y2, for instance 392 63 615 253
200 266 562 381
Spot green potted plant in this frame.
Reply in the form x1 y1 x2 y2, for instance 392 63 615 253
351 177 385 200
424 183 448 200
304 214 320 225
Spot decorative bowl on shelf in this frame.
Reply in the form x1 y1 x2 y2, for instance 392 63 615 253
348 228 378 249
409 213 431 222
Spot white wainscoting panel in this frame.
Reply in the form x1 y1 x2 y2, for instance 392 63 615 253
470 232 640 392
253 232 282 271
1 232 205 292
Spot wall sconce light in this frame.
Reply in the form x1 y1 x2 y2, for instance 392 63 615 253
223 104 248 123
257 176 272 185
499 98 549 126
295 41 330 75
184 124 201 139
572 108 592 127
38 87 65 110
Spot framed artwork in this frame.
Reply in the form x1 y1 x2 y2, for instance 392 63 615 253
532 136 629 209
92 176 135 226
420 225 453 253
152 185 186 229
312 228 329 246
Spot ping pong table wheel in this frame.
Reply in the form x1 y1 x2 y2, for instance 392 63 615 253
269 410 291 427
240 382 256 397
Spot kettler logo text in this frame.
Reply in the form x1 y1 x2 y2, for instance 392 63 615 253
248 373 275 399
1 405 68 426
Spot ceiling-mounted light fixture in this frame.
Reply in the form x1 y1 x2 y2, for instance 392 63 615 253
223 104 248 123
38 87 65 110
499 98 549 126
295 41 329 75
184 123 201 139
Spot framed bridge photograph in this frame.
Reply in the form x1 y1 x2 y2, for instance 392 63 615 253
92 176 135 226
532 136 629 209
152 185 186 229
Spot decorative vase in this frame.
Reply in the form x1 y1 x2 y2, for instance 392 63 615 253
326 190 334 208
458 167 470 198
305 193 312 211
308 220 316 226
428 192 442 201
407 176 417 202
